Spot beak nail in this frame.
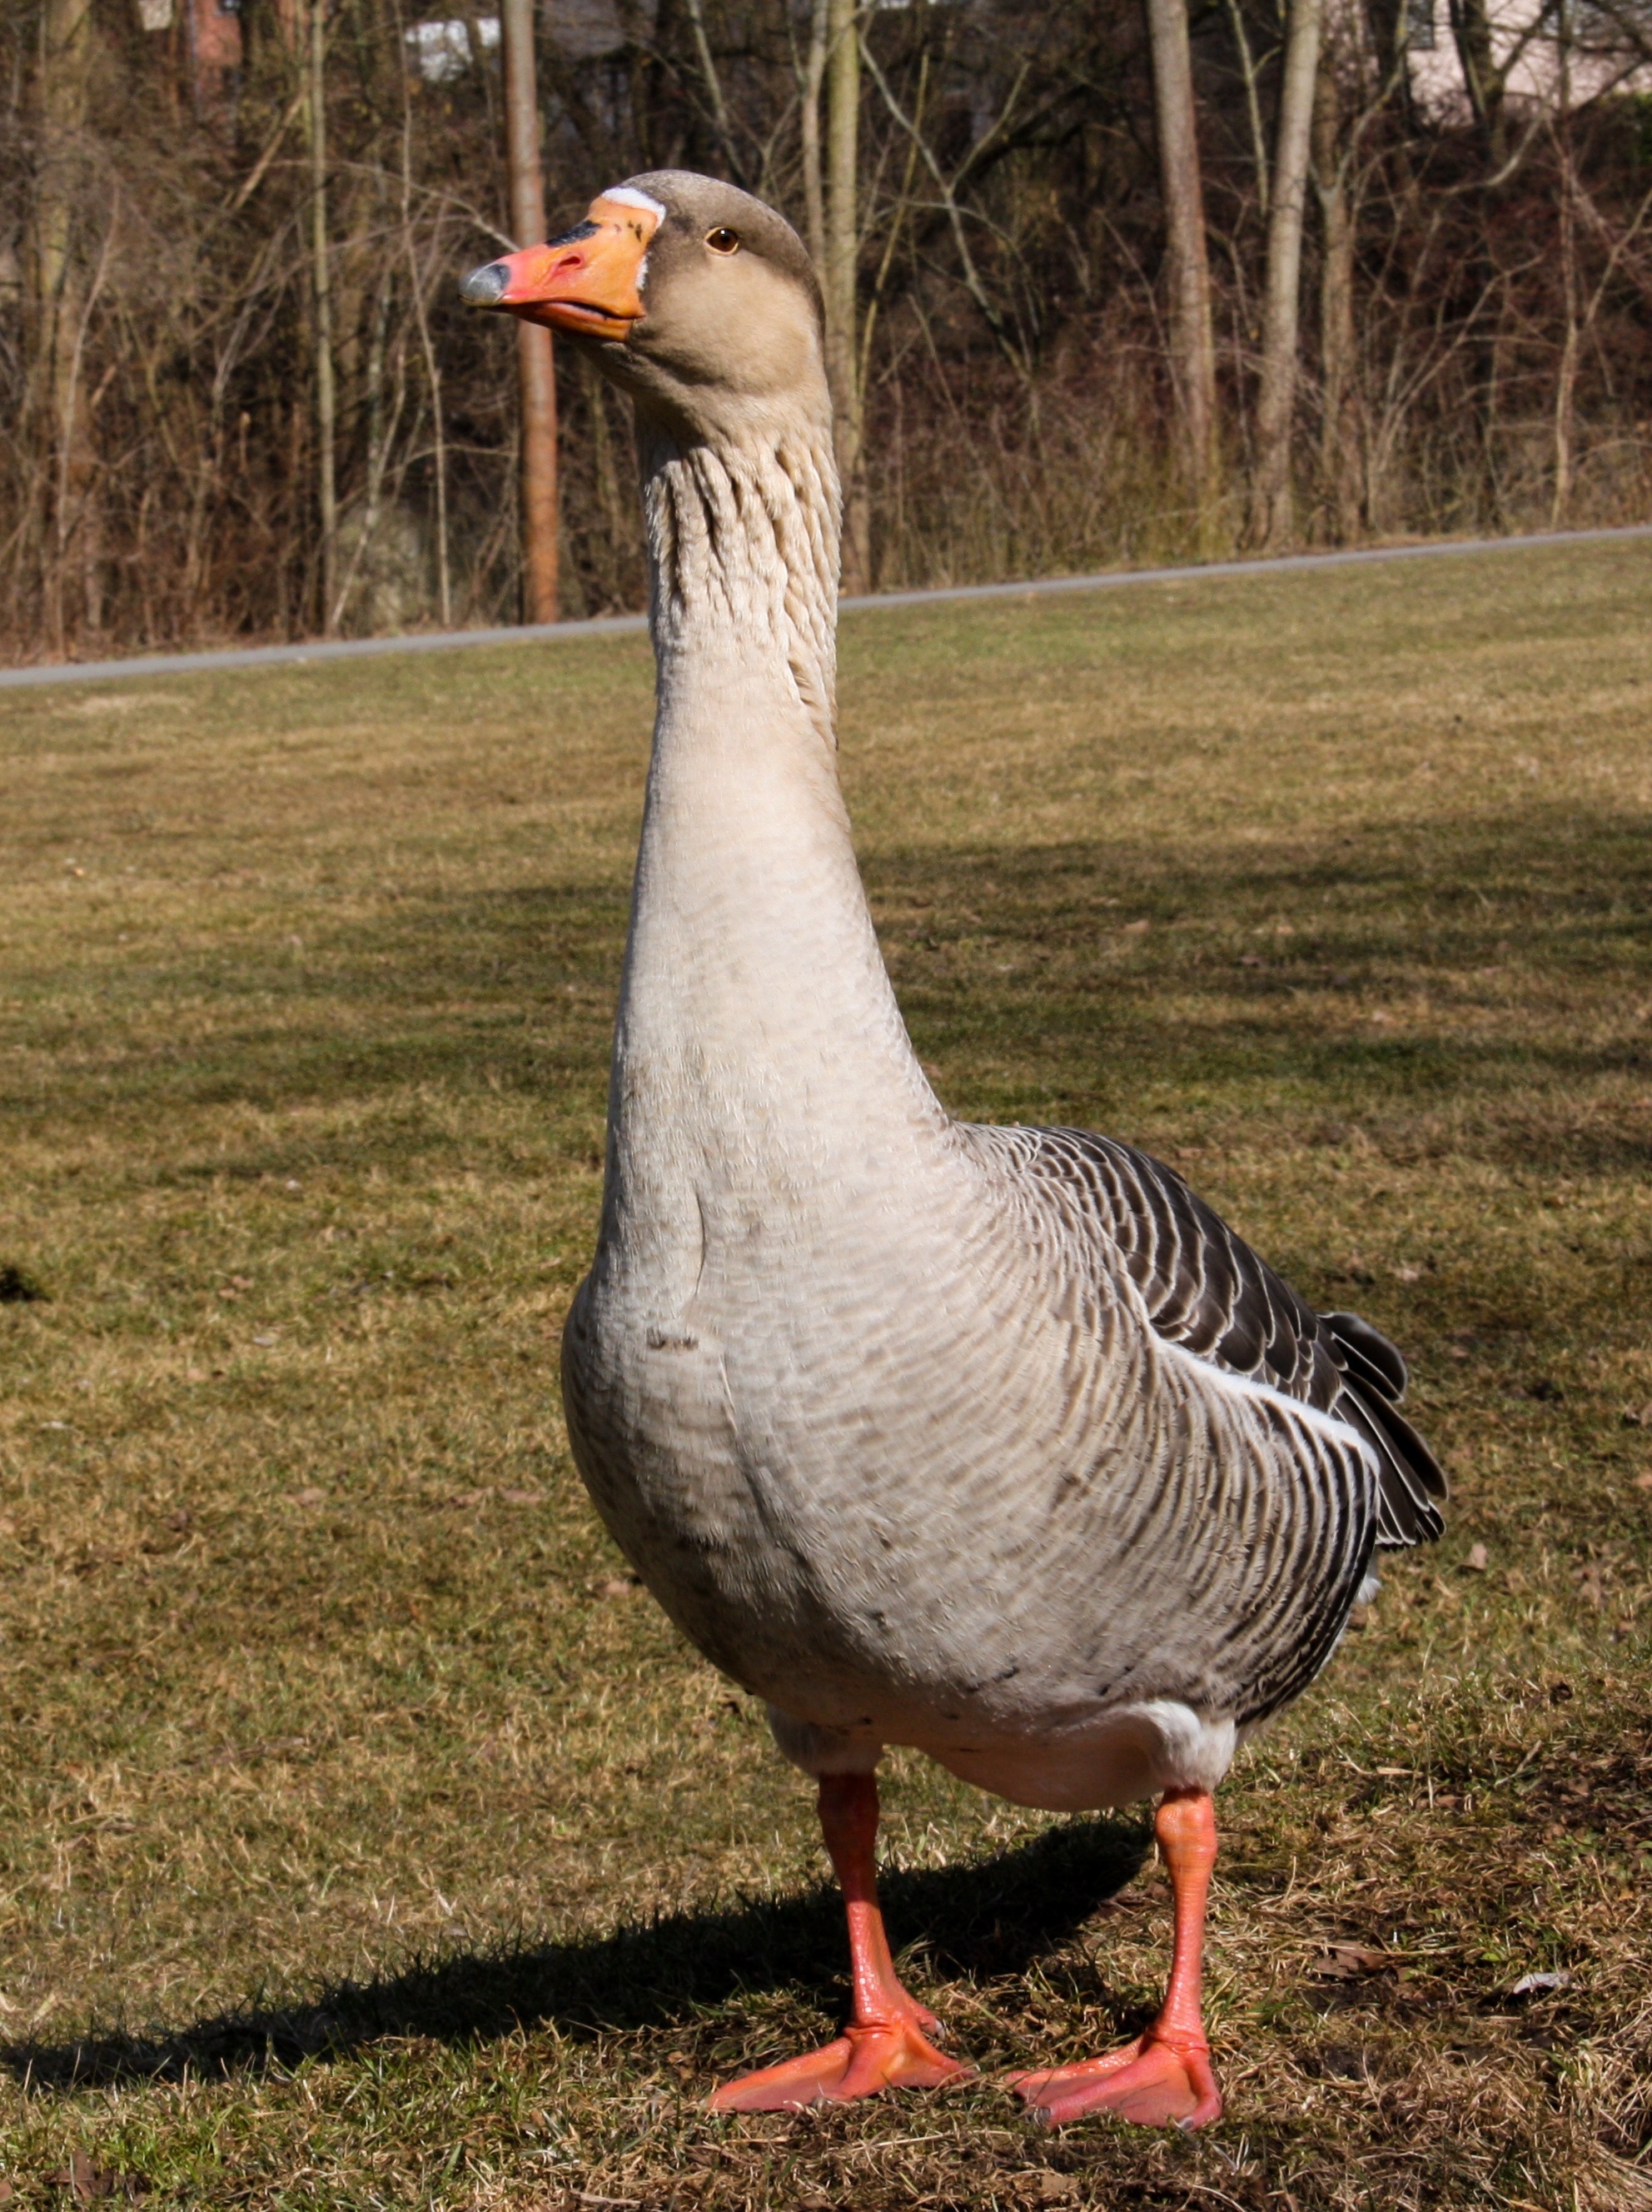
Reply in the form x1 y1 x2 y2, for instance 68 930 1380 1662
460 259 510 307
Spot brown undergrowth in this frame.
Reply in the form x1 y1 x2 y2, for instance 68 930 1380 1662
0 539 1649 2205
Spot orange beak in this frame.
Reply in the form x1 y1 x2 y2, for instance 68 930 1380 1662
460 194 660 340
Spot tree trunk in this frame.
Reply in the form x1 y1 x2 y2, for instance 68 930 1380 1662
800 0 828 276
1142 0 1219 542
502 0 559 623
1450 0 1509 517
1249 0 1323 549
307 0 338 632
1311 48 1361 541
32 0 97 652
1549 27 1577 526
824 0 868 590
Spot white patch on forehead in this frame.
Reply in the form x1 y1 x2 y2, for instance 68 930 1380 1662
604 186 667 220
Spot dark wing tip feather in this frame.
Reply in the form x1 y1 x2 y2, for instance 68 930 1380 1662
1333 1370 1448 1547
1321 1310 1410 1402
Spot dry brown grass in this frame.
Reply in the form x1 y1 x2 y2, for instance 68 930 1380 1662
1 540 1650 2208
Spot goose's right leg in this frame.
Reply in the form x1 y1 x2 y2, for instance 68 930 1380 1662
1010 1786 1224 2130
709 1771 971 2110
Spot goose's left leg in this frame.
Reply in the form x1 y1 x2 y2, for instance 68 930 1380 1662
1010 1786 1222 2130
709 1771 970 2111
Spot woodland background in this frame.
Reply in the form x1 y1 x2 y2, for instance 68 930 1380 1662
5 0 1652 659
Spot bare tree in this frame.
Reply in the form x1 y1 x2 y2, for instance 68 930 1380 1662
501 0 558 622
1250 0 1324 547
31 0 97 650
1311 40 1363 541
799 0 828 273
824 0 868 588
306 0 339 630
1142 0 1219 536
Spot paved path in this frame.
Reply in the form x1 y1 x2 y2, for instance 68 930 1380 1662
3 522 1649 693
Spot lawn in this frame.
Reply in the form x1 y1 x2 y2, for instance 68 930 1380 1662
1 540 1650 2210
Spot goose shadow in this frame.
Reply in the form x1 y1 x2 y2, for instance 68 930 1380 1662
2 1813 1149 2093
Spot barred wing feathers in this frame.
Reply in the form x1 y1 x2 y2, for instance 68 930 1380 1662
971 1124 1446 1551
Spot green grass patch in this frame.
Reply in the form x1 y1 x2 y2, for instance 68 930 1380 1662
2 542 1650 2208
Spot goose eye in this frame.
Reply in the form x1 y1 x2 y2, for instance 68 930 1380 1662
704 227 740 256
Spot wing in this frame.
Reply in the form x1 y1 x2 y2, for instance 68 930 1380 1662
967 1123 1446 1549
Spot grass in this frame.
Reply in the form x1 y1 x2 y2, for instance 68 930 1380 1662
1 539 1650 2210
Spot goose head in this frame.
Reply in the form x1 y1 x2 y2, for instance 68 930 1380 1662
461 171 828 448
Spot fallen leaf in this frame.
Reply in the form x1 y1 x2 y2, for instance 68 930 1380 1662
251 1333 278 1348
1312 1943 1396 1979
1510 1969 1573 1995
48 2152 146 2202
1465 1542 1489 1572
498 1487 545 1505
1121 918 1151 935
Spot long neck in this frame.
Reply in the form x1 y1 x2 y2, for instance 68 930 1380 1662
599 418 945 1275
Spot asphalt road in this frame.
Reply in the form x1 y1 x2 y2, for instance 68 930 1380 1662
2 522 1649 692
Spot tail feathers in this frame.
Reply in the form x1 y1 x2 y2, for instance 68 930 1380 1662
1336 1378 1447 1547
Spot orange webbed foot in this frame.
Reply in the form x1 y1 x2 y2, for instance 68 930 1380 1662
1011 2033 1222 2130
710 2015 971 2112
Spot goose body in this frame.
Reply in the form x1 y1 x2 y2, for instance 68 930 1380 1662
465 172 1444 2125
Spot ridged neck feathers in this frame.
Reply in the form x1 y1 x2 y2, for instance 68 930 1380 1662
640 422 841 755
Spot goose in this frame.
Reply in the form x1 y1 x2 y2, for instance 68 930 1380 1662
461 172 1446 2130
